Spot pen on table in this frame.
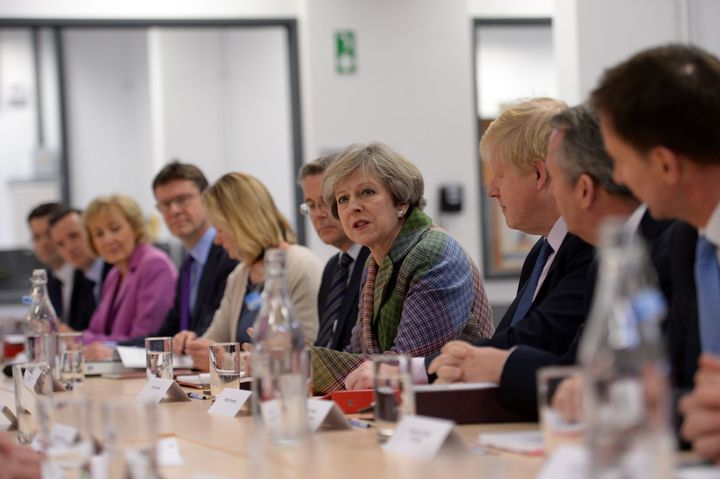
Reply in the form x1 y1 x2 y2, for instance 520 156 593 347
187 392 207 400
347 418 372 429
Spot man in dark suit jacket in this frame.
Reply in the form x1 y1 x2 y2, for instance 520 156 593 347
424 100 594 389
429 105 673 415
48 208 112 332
26 202 66 314
298 155 369 351
86 162 237 358
587 45 720 460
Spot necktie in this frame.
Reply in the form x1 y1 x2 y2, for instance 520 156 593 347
179 255 194 332
695 236 720 353
511 239 554 325
316 253 353 348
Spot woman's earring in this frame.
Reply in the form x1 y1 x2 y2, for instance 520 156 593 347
397 209 404 218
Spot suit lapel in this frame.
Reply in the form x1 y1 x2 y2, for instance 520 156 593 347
331 247 369 349
497 238 545 331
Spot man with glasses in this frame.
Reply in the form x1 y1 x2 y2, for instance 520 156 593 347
86 161 237 358
298 155 370 351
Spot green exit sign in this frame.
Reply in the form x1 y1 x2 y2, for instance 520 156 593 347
335 30 356 74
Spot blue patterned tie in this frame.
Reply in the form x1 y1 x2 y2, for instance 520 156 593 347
695 236 720 353
511 239 553 325
316 253 353 348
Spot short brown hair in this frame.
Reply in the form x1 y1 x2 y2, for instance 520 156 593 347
83 195 148 256
322 142 426 219
204 173 296 263
27 202 64 224
296 153 338 183
152 161 209 193
479 97 567 174
590 44 720 165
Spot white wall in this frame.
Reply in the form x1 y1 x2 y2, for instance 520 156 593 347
466 0 553 18
63 29 156 213
302 0 482 267
0 0 300 19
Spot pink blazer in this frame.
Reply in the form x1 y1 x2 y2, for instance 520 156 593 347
83 243 177 344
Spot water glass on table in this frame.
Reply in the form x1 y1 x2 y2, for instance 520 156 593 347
372 354 414 443
145 337 173 380
12 361 53 445
536 365 585 455
57 332 85 390
102 400 159 479
38 397 93 479
209 342 243 401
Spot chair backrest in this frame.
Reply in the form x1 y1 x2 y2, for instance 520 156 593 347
0 249 43 304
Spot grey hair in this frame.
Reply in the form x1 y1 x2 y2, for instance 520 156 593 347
322 142 426 219
550 105 634 197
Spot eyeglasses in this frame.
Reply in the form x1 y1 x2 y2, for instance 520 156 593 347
299 201 328 217
156 193 197 214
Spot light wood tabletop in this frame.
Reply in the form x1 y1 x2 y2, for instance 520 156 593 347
72 377 546 479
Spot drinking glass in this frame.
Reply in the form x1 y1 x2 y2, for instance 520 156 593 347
102 400 159 479
537 365 585 455
12 361 53 445
209 342 242 400
145 337 173 380
57 332 85 390
372 355 414 443
38 397 93 479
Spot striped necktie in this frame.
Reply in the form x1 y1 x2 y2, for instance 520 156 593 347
511 239 553 325
695 235 720 353
316 253 353 348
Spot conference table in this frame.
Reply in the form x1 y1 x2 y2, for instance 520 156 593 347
43 377 545 479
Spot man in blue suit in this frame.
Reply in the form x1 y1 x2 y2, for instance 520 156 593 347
587 45 720 460
298 155 370 351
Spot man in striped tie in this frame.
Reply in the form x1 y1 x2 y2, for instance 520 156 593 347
298 155 370 351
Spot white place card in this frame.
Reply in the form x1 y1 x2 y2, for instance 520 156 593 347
116 346 147 368
23 366 42 389
51 423 79 446
537 445 589 479
157 437 185 467
307 398 351 432
208 389 252 417
383 415 465 459
259 399 283 435
137 378 191 403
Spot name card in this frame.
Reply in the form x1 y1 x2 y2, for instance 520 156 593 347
208 389 252 417
259 399 283 435
50 423 79 446
137 378 191 403
537 445 589 479
157 437 185 467
23 366 42 389
383 415 465 459
307 399 351 432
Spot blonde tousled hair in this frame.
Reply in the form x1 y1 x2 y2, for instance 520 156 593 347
479 97 568 174
83 194 148 256
203 172 296 263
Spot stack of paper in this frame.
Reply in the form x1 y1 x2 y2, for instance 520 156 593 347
477 431 545 456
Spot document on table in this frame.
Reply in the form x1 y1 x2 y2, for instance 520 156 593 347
477 430 545 456
116 346 194 369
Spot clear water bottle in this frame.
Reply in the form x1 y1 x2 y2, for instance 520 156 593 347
25 269 59 377
251 248 309 444
579 221 674 479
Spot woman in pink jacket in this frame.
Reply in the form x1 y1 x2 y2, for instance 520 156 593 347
60 194 177 345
